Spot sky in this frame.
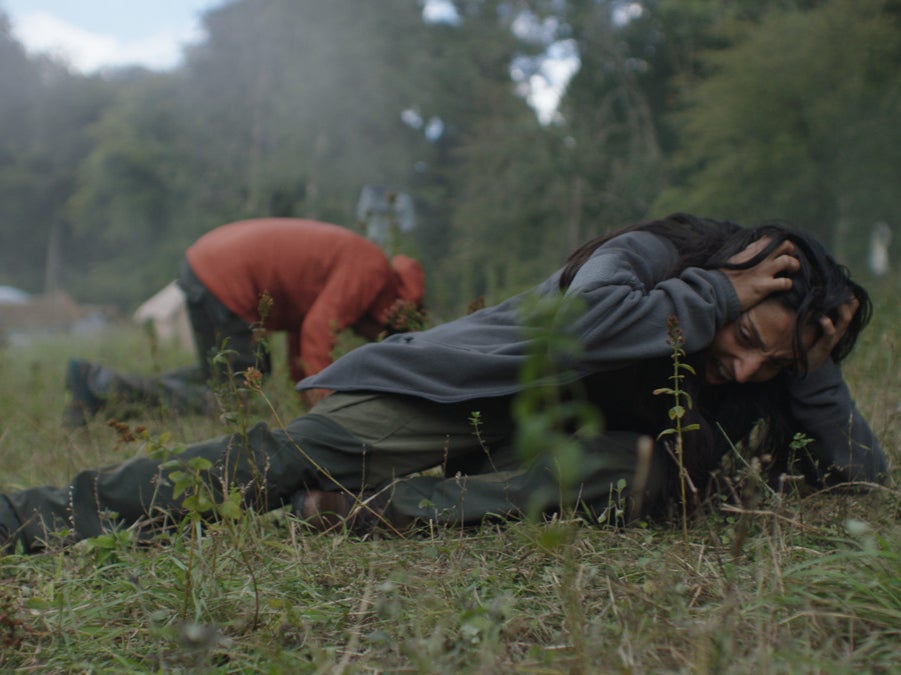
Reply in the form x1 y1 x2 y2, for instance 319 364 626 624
1 0 576 121
2 0 226 72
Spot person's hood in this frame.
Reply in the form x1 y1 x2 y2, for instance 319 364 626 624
391 254 425 305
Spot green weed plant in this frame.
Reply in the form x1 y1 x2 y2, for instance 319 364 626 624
653 314 701 538
0 274 898 671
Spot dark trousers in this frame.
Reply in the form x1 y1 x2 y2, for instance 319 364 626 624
84 260 271 415
177 259 271 380
5 393 668 552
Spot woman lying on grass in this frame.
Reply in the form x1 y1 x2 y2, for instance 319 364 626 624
0 213 887 553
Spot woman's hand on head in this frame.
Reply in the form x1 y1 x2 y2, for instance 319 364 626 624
722 238 800 311
806 296 860 372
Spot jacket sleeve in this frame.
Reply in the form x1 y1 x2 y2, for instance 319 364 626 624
562 231 742 368
297 265 392 379
786 359 887 484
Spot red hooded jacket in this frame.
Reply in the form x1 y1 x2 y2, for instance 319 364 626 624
185 218 425 381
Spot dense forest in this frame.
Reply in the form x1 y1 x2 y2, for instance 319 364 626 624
0 0 898 318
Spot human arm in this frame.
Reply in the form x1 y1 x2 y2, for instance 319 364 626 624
285 330 335 408
563 231 743 366
785 359 887 485
295 263 393 380
720 237 799 311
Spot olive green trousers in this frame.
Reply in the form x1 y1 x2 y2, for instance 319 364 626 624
4 393 667 552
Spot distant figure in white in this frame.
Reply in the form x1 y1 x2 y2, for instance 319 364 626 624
868 222 892 277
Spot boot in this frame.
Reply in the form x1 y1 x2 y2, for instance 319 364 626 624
63 358 105 427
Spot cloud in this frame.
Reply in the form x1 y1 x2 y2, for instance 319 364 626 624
422 0 459 25
528 40 580 125
14 10 199 72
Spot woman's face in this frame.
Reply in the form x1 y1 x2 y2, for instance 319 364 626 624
705 298 815 385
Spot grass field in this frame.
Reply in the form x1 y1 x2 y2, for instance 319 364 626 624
1 276 898 673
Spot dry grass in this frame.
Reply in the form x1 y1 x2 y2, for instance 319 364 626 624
0 275 898 672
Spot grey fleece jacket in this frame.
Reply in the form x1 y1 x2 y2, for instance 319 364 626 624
299 230 886 483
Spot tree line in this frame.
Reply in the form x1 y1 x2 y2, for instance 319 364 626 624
0 0 897 318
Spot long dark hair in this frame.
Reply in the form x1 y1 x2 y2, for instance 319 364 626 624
563 213 874 513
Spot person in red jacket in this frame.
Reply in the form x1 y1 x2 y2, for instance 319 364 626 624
63 218 425 424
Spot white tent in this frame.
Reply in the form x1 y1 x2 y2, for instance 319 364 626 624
133 281 195 354
0 285 31 305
